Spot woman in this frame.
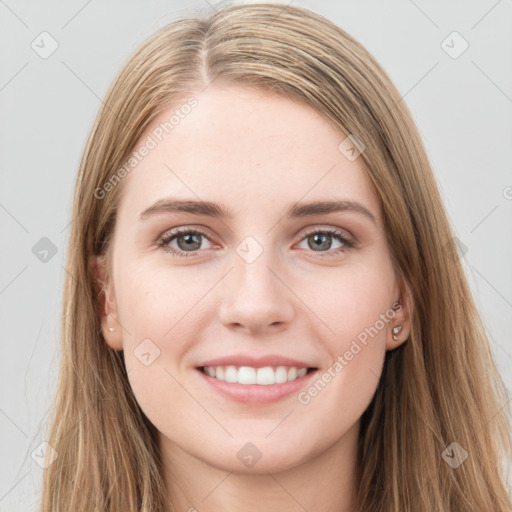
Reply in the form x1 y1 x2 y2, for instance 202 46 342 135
40 3 511 511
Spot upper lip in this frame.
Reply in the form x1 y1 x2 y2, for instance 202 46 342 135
197 354 317 369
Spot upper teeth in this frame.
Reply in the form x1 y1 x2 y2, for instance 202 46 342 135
203 365 308 385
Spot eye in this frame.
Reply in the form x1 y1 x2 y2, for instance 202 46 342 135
296 227 355 257
157 226 355 259
157 228 213 259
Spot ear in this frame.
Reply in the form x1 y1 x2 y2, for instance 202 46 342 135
89 254 123 351
386 276 414 351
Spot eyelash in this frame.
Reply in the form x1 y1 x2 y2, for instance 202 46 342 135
157 227 355 259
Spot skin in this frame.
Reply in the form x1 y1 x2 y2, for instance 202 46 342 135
92 84 411 512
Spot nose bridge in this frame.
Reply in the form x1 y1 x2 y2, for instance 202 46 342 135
232 233 283 298
218 234 294 331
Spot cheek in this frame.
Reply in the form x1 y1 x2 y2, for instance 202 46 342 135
301 264 393 409
115 263 201 426
114 262 217 409
307 260 394 345
117 260 213 339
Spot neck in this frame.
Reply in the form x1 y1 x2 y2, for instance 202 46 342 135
161 420 360 512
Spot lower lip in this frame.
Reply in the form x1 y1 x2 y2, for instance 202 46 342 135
196 368 318 404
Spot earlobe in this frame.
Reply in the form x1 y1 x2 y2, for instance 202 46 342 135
386 322 408 351
392 325 403 341
386 280 414 351
89 254 123 351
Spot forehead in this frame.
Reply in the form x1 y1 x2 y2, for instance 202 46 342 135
116 84 379 221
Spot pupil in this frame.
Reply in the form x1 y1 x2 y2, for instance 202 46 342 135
178 233 201 251
311 233 331 251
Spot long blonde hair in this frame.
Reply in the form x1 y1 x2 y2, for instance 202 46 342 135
40 3 511 511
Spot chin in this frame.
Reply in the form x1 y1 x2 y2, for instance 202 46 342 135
198 436 315 475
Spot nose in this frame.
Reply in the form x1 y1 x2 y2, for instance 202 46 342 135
217 246 295 335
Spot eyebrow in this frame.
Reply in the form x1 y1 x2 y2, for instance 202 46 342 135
139 198 376 223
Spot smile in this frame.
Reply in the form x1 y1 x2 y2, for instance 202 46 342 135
196 365 318 404
200 365 312 385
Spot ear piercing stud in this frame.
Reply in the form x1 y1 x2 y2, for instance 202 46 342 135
108 327 115 332
392 325 403 341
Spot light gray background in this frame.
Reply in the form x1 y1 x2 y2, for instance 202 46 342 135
1 1 511 510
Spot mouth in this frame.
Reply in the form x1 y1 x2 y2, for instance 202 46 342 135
195 364 319 404
196 365 318 385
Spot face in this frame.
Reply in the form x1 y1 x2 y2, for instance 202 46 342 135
94 84 410 474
